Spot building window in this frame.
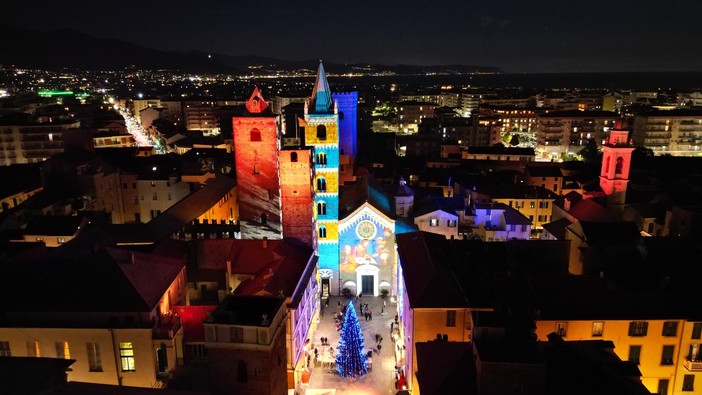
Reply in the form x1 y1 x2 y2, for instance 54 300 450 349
318 226 327 239
250 129 262 142
689 344 701 362
230 327 244 343
592 322 604 337
316 125 327 140
290 152 298 162
615 157 623 174
658 379 669 395
446 310 456 327
260 213 267 225
662 321 679 337
55 341 70 359
629 321 648 336
683 375 695 391
152 192 158 200
530 202 535 209
693 323 702 339
26 341 39 357
317 177 326 192
555 322 567 337
205 326 216 342
133 195 138 205
119 342 135 372
168 192 172 201
87 343 103 372
57 237 66 244
447 220 457 227
317 202 327 216
317 152 327 166
629 345 641 365
661 345 675 365
539 201 549 209
237 361 248 383
429 218 439 227
0 341 10 356
521 225 528 232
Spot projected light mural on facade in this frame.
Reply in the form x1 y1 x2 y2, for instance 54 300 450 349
338 205 395 296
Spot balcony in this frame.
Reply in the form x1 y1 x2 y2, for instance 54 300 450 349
684 359 702 372
153 314 182 340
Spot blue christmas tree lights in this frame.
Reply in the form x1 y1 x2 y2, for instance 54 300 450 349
336 301 368 379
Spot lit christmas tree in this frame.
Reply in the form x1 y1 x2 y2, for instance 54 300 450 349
336 301 368 379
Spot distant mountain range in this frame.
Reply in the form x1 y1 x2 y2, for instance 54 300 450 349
0 24 501 75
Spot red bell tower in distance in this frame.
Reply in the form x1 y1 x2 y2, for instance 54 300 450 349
233 87 283 239
599 120 634 207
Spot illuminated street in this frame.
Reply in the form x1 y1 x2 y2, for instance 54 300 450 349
305 297 398 395
116 105 154 147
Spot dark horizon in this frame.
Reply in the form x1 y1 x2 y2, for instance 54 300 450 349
2 0 702 73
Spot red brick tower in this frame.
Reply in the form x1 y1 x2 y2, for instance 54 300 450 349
233 87 282 239
280 148 316 247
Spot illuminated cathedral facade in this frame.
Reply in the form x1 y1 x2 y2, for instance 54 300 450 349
232 62 404 297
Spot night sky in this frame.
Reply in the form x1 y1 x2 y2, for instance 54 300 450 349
2 0 702 73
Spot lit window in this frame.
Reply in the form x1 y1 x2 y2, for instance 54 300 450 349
119 342 136 372
555 322 567 337
592 322 603 337
429 218 439 227
55 341 70 359
26 341 40 357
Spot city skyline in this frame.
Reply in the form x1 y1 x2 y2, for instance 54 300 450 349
2 0 702 73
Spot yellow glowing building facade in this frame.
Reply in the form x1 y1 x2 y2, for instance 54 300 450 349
535 318 702 394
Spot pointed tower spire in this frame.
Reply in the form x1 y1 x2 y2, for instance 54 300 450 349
245 86 269 114
309 60 333 114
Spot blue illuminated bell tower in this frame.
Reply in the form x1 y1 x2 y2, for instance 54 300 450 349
304 61 341 295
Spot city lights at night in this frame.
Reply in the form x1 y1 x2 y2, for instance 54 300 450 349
1 2 702 395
